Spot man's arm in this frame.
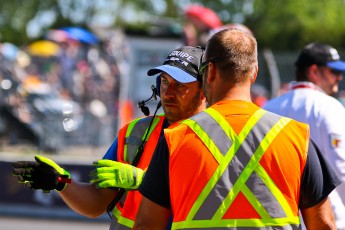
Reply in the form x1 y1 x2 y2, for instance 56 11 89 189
300 197 336 230
134 196 171 230
59 182 116 218
13 155 118 218
322 104 345 183
135 136 172 229
299 140 341 229
60 137 127 218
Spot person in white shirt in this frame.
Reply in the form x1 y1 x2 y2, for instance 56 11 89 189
264 42 345 230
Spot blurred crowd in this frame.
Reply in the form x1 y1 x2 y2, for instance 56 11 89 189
0 28 128 152
1 5 345 153
0 6 272 154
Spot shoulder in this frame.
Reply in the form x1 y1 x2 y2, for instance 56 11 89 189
264 93 289 105
165 121 190 137
262 109 310 142
136 115 164 123
315 94 345 121
125 115 165 127
300 140 341 208
325 95 345 110
164 120 198 154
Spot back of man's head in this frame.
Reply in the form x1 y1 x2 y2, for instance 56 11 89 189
206 29 258 84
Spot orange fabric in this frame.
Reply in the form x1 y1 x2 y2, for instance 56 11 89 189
260 121 309 214
116 123 130 163
165 100 308 222
116 116 165 223
224 191 261 219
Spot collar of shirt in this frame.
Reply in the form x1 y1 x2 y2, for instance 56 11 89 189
289 81 325 93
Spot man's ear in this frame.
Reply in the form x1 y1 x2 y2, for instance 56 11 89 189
200 88 206 101
206 62 216 84
251 66 258 84
307 64 320 83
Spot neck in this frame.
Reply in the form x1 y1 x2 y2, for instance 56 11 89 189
290 81 324 92
210 84 252 105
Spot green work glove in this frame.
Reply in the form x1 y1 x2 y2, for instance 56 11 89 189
90 159 144 190
13 155 71 192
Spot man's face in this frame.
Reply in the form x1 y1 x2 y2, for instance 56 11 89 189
160 73 204 123
318 66 343 96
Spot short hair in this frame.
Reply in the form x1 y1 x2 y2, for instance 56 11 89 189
295 65 309 82
206 29 258 84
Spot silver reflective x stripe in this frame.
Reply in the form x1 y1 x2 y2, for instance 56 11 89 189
124 117 152 162
111 192 127 219
124 116 163 162
191 111 231 156
184 108 289 220
109 216 131 230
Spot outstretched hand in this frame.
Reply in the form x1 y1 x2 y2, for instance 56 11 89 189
13 155 71 192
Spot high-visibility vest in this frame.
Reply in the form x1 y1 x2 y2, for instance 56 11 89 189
165 107 309 230
110 114 166 230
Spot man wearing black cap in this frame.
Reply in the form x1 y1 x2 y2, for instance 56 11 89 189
293 42 345 96
13 46 206 230
264 42 345 229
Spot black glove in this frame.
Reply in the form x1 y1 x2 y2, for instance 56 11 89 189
13 155 71 192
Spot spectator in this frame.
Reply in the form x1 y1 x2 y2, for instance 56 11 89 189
183 4 223 47
263 42 345 229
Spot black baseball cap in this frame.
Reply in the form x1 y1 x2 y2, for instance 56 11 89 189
295 42 345 71
147 46 204 83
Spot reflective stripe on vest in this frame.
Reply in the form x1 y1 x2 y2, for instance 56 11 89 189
110 210 132 230
174 108 300 230
112 114 165 229
112 192 127 219
124 115 163 162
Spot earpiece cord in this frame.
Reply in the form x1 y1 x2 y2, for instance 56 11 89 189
106 101 162 218
138 85 158 115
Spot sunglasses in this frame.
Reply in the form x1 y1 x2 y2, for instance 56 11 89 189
319 65 343 76
198 58 219 76
330 68 343 76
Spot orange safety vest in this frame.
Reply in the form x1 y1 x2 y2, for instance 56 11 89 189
110 114 165 230
165 104 309 230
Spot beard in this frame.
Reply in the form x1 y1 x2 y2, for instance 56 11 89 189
163 91 202 124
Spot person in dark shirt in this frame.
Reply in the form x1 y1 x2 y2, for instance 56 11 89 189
134 29 340 230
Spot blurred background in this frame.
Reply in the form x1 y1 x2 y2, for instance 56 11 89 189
1 0 345 229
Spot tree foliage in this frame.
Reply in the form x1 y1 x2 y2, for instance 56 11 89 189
194 0 345 50
247 0 345 50
1 0 345 50
0 0 41 44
